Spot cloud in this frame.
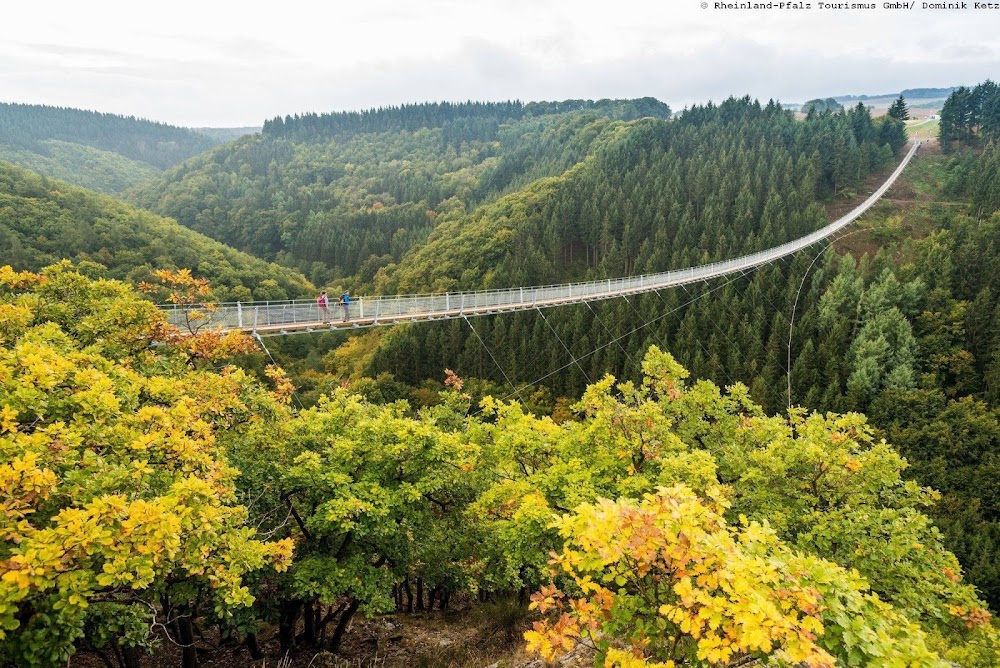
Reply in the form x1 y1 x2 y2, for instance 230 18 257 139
19 43 135 59
1 3 999 126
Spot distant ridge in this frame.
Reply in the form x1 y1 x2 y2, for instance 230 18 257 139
0 103 245 193
833 87 959 102
262 98 672 139
191 126 261 142
0 102 218 168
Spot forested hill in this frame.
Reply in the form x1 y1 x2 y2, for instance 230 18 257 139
130 98 673 286
0 161 312 301
0 103 217 167
378 97 907 293
0 103 223 194
261 98 671 139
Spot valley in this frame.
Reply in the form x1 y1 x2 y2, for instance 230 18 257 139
3 83 1000 667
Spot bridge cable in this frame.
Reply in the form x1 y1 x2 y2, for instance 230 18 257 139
614 289 684 372
584 299 639 374
672 282 743 390
632 257 778 392
673 250 798 404
535 306 594 387
786 228 864 410
475 270 751 414
727 255 800 363
253 333 305 410
733 250 825 406
462 315 526 404
684 256 796 403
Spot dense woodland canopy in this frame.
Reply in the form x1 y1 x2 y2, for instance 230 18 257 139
261 98 672 140
0 162 312 301
1 267 996 667
132 99 673 284
0 104 217 169
0 104 234 194
0 140 159 195
132 97 904 292
4 88 1000 666
377 97 905 293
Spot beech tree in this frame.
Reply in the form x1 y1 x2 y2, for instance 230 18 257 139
0 265 293 667
526 486 945 667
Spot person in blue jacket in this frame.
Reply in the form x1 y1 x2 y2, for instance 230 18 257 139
340 290 351 321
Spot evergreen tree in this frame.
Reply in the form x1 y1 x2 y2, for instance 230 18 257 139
887 94 910 121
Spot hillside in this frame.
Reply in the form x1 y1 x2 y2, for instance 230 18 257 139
5 88 1000 668
350 98 906 396
2 268 995 668
0 139 159 194
130 99 672 285
377 98 906 295
0 103 226 193
0 161 313 301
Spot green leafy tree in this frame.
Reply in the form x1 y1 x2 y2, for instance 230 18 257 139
0 265 293 667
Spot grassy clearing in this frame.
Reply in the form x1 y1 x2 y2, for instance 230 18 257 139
833 146 967 262
906 119 939 141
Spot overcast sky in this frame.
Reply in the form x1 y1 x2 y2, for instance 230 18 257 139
1 0 997 127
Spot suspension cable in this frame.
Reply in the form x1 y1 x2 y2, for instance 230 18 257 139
463 315 526 404
253 333 304 410
535 305 594 387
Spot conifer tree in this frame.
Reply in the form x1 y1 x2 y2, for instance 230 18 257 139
888 94 910 121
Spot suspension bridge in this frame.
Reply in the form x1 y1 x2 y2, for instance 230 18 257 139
161 141 921 337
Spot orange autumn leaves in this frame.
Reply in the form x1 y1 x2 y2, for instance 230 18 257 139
526 485 950 668
0 265 293 664
140 268 262 363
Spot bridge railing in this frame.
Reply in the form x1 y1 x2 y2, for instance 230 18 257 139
161 141 917 334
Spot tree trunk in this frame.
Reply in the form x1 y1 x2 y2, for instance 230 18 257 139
177 611 199 668
278 599 303 654
303 599 318 647
329 599 361 652
91 649 115 668
429 585 442 610
416 577 425 612
403 577 413 613
120 646 143 668
246 634 264 660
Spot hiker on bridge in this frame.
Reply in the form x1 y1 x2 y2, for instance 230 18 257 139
317 290 330 322
340 290 351 321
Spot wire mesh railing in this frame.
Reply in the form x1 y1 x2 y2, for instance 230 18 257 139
160 142 919 336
